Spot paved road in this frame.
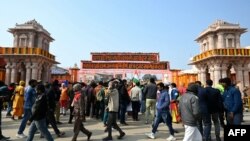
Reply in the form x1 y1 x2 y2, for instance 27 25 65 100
1 111 250 141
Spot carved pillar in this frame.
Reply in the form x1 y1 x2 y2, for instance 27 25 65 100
10 62 17 83
5 62 11 85
28 32 34 47
213 64 221 85
200 67 206 86
235 64 244 95
217 32 224 49
226 38 229 48
37 62 42 81
37 68 42 80
31 63 38 80
235 33 240 48
208 34 214 50
38 36 43 48
198 42 203 53
232 38 235 48
221 64 228 78
47 64 52 82
209 66 214 81
42 68 46 83
13 34 18 47
243 66 250 87
43 64 51 82
20 69 25 81
25 62 32 85
196 65 201 81
235 65 244 83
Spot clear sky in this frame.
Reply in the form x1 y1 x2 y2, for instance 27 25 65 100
0 0 250 70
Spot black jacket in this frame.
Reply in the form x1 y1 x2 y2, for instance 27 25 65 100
46 87 56 111
205 86 224 113
30 93 47 121
197 86 209 114
0 85 11 109
143 82 157 99
118 84 130 104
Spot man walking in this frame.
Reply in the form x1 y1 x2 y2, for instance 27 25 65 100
130 81 142 121
71 83 92 141
205 79 223 141
103 81 125 141
0 81 11 140
145 82 176 141
221 77 243 125
179 82 202 141
26 84 54 141
45 80 65 137
16 79 37 138
143 77 157 124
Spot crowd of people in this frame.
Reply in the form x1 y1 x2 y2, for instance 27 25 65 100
0 76 247 141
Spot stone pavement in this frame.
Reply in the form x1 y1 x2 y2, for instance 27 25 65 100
1 111 250 141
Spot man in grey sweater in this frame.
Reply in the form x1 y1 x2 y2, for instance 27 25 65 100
103 81 125 141
179 82 202 141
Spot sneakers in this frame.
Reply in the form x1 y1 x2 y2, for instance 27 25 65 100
166 135 176 141
16 133 27 138
145 132 155 139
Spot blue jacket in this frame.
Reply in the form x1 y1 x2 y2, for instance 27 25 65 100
24 86 36 109
223 86 242 114
156 89 170 112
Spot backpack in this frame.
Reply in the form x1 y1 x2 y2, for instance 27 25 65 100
96 88 105 101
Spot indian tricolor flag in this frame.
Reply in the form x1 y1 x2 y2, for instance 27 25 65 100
132 70 140 84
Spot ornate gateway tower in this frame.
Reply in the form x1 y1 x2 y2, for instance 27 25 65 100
190 20 250 91
79 52 171 83
0 20 58 85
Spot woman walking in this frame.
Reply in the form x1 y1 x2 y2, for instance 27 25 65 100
12 81 25 120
